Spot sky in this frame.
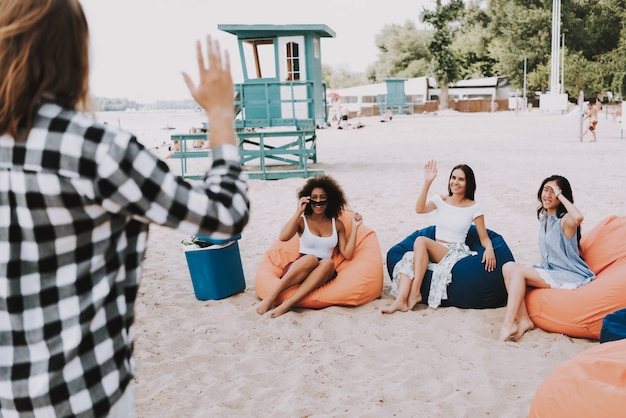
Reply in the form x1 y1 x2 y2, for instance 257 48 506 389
80 0 434 103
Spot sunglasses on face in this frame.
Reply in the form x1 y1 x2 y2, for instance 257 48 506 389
309 200 328 207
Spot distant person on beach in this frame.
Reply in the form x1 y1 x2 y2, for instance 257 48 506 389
190 126 208 148
0 1 249 416
498 176 594 342
610 102 622 122
380 108 393 122
165 139 181 158
256 175 363 318
382 160 496 314
581 101 599 142
338 106 349 129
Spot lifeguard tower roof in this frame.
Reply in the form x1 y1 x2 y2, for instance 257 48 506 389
218 24 336 39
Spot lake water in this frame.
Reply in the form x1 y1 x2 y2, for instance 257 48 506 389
95 110 207 149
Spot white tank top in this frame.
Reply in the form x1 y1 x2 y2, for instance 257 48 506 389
299 216 338 259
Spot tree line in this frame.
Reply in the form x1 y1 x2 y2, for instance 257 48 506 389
323 0 626 104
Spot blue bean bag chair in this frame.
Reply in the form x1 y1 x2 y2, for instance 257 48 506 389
601 308 626 343
386 226 514 309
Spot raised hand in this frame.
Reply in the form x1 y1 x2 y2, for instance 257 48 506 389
182 35 237 148
424 159 438 182
182 35 234 117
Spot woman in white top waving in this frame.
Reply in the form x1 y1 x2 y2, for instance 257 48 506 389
256 175 363 318
382 160 496 314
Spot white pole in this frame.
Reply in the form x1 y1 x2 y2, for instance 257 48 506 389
523 56 527 107
550 0 561 94
579 90 584 141
561 33 565 95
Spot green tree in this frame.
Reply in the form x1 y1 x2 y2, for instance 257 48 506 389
368 21 432 82
563 50 603 97
321 64 368 90
452 3 497 79
366 0 626 103
485 0 626 99
486 0 552 95
421 0 465 110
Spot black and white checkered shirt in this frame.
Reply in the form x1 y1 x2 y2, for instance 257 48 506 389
0 103 249 417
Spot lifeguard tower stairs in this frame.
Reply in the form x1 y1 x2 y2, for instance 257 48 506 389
219 24 335 180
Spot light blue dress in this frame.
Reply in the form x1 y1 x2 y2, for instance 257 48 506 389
535 213 595 289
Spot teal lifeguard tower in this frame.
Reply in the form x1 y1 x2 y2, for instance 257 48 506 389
377 78 413 115
218 24 336 180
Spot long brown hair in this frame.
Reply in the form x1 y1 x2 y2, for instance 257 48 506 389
0 0 91 139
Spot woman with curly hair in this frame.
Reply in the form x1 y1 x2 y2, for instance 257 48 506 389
256 175 363 318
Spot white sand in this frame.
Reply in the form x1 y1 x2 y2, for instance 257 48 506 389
134 110 624 417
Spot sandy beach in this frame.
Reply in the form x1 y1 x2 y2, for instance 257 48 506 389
134 109 624 417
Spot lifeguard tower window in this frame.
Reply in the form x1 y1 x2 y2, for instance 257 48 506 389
286 42 300 81
242 39 276 79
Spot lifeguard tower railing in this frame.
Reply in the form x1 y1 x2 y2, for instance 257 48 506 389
234 79 323 180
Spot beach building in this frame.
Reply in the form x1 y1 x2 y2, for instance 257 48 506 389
329 75 513 115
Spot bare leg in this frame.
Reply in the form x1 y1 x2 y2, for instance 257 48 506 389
268 258 335 318
381 273 412 314
513 299 535 341
580 127 588 140
382 237 449 314
499 262 548 341
409 237 450 309
256 255 318 315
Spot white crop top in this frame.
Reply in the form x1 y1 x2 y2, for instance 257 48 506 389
431 194 483 243
299 216 338 259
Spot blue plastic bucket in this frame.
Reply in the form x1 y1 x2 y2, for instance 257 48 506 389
184 237 245 301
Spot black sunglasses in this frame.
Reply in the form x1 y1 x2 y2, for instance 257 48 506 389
309 200 328 207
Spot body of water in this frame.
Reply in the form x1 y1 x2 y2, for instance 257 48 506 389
95 110 207 149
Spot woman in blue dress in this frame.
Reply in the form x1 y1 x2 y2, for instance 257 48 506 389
499 175 595 342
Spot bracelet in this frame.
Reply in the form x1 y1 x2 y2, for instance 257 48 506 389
555 192 562 198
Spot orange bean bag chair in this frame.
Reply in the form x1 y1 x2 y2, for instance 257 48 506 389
255 210 383 309
529 339 626 418
526 215 626 339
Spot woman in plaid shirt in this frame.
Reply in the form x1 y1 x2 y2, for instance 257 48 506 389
0 0 249 416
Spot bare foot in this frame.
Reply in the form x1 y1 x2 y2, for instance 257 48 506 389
268 304 290 318
499 323 519 342
407 294 422 311
381 300 409 314
513 319 535 341
255 299 274 315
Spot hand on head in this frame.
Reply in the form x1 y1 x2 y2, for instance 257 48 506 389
545 181 562 197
